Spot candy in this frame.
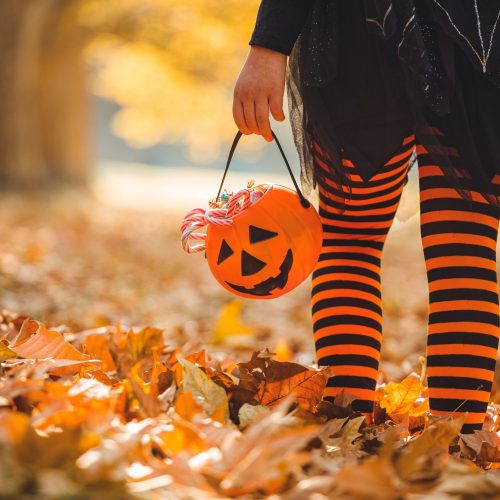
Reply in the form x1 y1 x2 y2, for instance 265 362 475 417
181 181 270 254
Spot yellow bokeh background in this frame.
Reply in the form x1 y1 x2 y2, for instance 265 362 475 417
80 0 260 162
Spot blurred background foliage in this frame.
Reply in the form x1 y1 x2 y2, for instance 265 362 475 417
81 0 259 160
0 0 267 188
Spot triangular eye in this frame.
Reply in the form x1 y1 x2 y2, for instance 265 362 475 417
249 225 278 244
217 239 233 264
241 250 266 276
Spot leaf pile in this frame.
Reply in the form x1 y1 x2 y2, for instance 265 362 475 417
0 191 436 388
1 313 500 499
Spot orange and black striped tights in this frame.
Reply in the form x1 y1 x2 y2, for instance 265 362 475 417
312 133 500 433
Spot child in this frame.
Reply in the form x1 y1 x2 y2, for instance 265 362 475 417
233 0 500 433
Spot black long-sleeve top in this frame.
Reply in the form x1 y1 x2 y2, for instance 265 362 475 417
248 0 414 181
249 0 309 56
246 0 500 202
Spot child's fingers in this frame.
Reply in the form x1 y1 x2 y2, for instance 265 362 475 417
255 99 272 142
269 93 285 122
243 99 259 135
232 98 251 134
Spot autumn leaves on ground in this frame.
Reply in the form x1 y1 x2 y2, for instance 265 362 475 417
1 191 500 500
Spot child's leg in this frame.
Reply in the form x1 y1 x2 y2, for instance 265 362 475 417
417 145 500 433
311 134 416 417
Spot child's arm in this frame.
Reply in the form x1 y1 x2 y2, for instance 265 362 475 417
249 0 311 56
232 1 311 142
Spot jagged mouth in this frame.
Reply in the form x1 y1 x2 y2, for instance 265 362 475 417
225 249 293 296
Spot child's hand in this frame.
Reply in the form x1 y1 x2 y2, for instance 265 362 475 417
233 46 287 142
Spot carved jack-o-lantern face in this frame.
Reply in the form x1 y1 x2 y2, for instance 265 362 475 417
217 224 293 296
206 185 322 299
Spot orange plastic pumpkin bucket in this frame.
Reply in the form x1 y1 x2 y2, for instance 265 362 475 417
181 130 322 299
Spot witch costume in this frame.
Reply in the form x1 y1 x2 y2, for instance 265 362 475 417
247 0 500 434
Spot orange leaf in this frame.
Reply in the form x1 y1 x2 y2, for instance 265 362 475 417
156 415 208 455
377 372 429 421
184 349 207 366
11 319 39 346
111 321 127 350
33 378 121 431
84 334 117 372
174 391 204 420
0 411 30 444
127 354 167 417
10 323 97 377
273 337 292 362
11 323 90 362
127 326 164 362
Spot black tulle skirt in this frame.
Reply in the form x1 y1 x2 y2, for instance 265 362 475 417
286 0 500 212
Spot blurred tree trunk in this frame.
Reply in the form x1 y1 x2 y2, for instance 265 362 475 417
0 0 89 188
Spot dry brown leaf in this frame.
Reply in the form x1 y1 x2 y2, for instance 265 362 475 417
428 457 500 496
184 349 207 367
255 366 329 411
177 355 229 423
334 429 405 499
235 351 331 412
460 429 500 464
154 416 209 456
191 395 320 497
324 415 366 460
32 378 122 431
11 318 39 346
395 414 466 483
238 403 271 428
8 323 99 377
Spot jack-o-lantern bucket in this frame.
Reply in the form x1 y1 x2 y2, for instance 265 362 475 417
181 130 322 300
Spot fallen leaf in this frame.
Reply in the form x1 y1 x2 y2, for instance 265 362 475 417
0 341 16 361
238 403 271 428
174 391 205 421
11 323 90 362
430 457 500 496
273 337 292 362
324 415 366 459
460 429 500 464
0 411 31 444
155 416 208 456
84 334 117 372
334 429 405 499
395 414 466 483
177 355 229 423
127 353 168 418
193 395 320 497
211 300 255 344
127 326 164 362
234 351 330 412
11 318 39 346
377 372 429 421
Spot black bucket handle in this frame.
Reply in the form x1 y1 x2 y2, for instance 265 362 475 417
215 130 310 209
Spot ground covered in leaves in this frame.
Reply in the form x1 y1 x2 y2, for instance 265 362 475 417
1 191 500 499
